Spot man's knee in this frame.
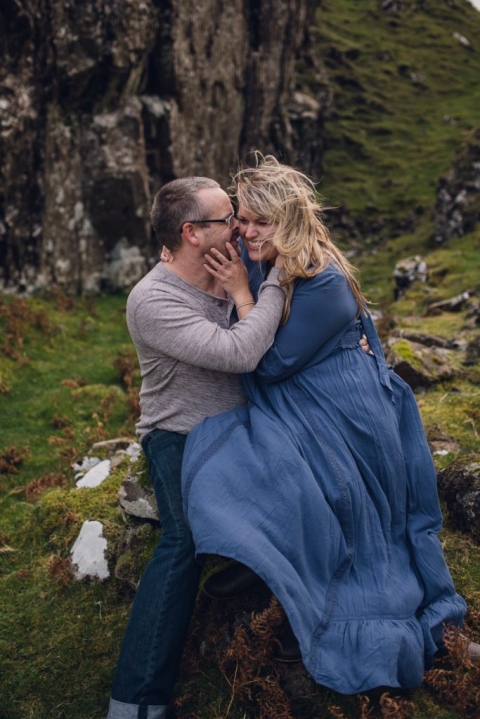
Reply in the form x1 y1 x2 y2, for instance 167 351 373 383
155 521 196 554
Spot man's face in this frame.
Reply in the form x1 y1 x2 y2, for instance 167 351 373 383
195 188 239 259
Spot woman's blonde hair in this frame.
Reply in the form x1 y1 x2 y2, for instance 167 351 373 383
231 154 366 322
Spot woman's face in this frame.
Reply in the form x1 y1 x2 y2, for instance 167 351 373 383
237 206 279 264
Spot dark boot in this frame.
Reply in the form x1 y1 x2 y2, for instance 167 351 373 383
203 561 263 598
272 622 301 663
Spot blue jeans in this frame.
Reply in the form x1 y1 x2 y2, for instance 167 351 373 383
107 429 203 719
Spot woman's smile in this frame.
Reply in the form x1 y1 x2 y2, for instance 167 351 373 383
238 206 279 263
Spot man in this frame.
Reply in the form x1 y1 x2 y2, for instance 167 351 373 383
107 176 286 719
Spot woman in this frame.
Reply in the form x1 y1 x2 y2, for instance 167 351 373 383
181 155 467 694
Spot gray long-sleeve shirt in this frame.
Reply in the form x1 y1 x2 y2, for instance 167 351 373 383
126 262 285 436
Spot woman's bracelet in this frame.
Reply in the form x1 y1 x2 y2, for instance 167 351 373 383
236 301 256 311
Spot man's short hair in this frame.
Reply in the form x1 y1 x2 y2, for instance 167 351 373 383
150 177 220 252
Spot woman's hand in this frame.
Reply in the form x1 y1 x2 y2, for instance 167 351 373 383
204 243 254 312
160 246 174 263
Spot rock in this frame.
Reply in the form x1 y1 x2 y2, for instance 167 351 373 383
393 255 428 300
114 523 159 588
73 456 102 475
39 98 153 294
118 472 159 522
70 520 110 580
392 330 456 349
126 442 142 460
76 459 111 488
103 238 147 292
437 456 480 544
426 289 476 315
385 336 455 391
288 86 331 174
430 440 462 456
426 426 462 457
381 0 408 11
430 433 463 458
465 335 480 364
0 0 325 293
110 453 128 469
453 32 472 48
433 127 480 244
464 298 480 328
89 437 138 454
74 440 141 485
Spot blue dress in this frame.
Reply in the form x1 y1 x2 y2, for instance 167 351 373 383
181 258 466 694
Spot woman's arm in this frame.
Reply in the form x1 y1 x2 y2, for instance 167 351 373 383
255 268 359 383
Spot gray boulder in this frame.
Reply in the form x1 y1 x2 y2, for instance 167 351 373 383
437 456 480 544
385 334 455 391
118 472 159 522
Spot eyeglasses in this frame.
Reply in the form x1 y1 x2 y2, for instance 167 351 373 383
181 213 236 231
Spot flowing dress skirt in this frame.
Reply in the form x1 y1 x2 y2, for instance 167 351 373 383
182 324 466 693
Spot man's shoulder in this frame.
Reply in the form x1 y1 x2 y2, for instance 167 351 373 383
126 263 170 312
129 263 179 299
127 262 203 313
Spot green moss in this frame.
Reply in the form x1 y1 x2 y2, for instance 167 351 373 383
113 522 160 588
133 454 150 488
36 478 123 551
398 311 472 338
390 338 423 366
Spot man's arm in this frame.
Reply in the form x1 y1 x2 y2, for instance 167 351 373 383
128 269 286 374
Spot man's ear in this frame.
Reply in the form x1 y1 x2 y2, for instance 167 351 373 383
181 222 200 247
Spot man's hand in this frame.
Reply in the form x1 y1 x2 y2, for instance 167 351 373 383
360 334 374 355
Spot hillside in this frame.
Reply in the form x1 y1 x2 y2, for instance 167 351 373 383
1 1 480 718
312 0 480 304
316 0 480 213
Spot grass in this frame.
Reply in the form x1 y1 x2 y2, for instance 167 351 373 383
0 261 479 719
418 380 480 456
0 293 136 719
0 294 133 477
314 0 480 216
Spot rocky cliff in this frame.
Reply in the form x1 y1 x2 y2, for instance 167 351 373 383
0 0 327 294
434 127 480 244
